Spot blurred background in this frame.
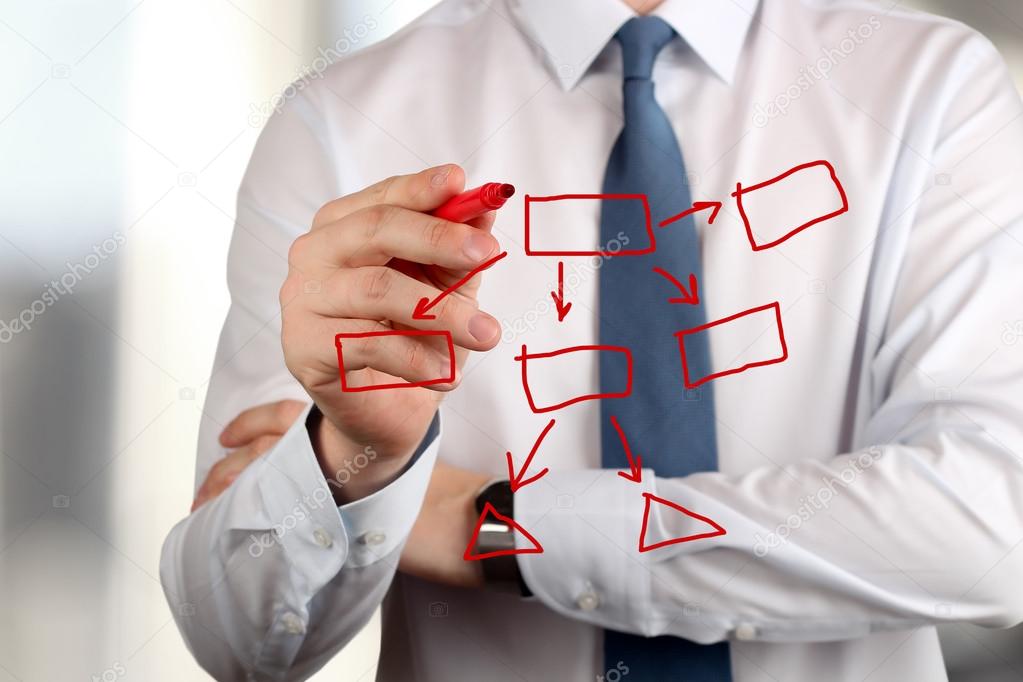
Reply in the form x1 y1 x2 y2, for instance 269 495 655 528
0 1 1020 680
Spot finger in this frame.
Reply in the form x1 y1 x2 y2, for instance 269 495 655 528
313 164 465 229
313 318 457 391
304 205 500 270
192 435 280 512
219 399 308 448
413 211 498 292
466 209 496 233
317 267 501 350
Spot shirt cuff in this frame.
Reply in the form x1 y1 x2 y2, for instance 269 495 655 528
513 468 731 637
338 411 440 568
254 405 440 584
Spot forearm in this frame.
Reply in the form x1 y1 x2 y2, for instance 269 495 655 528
516 422 1023 643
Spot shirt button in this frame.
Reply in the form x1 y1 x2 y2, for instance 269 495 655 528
734 622 757 641
575 590 600 611
359 531 386 546
312 528 333 548
280 611 305 635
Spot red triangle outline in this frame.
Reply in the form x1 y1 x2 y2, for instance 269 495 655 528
463 501 544 560
639 492 726 552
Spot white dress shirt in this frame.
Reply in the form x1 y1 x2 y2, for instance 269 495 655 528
159 0 1023 680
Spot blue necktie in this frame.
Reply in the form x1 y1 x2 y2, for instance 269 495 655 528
599 16 732 681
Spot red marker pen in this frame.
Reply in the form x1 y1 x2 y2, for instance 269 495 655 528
431 182 515 223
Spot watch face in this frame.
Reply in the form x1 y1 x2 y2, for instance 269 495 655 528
472 479 530 595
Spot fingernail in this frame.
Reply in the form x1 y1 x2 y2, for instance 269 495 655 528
463 233 495 261
431 165 453 187
468 313 499 343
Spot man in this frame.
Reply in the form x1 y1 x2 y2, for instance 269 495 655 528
160 0 1023 680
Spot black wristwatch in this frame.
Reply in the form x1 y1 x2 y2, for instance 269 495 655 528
474 479 533 597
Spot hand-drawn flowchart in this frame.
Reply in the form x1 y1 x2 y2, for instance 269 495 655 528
334 159 849 561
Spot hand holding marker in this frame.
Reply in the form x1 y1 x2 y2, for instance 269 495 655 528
278 166 513 504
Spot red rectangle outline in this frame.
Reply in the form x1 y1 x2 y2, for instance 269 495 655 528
732 160 849 252
674 301 788 389
335 329 455 392
514 344 633 413
524 194 655 257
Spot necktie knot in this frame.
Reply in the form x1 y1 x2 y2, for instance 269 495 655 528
615 16 675 80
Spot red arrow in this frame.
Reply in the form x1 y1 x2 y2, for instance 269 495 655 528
652 268 699 305
610 415 642 483
658 201 722 228
412 251 508 320
506 418 556 492
549 261 572 322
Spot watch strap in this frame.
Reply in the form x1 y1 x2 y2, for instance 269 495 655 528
474 479 533 597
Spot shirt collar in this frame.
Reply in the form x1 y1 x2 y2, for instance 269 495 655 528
513 0 760 89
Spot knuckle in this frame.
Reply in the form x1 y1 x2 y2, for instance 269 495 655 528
287 233 312 264
431 294 459 322
312 202 334 229
369 176 398 205
357 333 383 363
279 276 301 307
362 204 397 240
280 322 300 361
404 340 426 374
279 307 304 354
423 218 449 249
360 267 394 302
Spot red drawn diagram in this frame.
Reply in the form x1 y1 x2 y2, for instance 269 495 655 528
335 329 455 391
549 261 572 322
652 267 699 305
515 344 633 413
506 418 556 492
639 492 726 552
330 160 847 560
733 159 848 251
658 200 722 227
609 415 643 484
412 251 508 320
524 193 655 256
675 301 788 389
464 501 544 560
